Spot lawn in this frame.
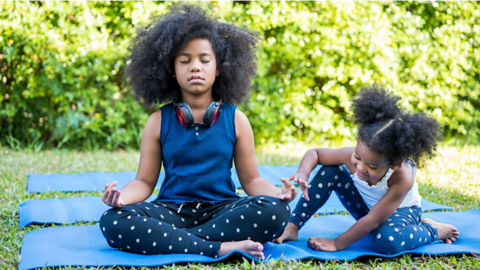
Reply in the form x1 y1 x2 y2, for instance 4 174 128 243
1 145 479 269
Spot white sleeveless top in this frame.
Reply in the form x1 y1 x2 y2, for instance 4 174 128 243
351 161 422 209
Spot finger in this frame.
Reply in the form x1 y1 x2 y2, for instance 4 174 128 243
102 182 112 200
102 187 110 201
106 187 117 205
281 178 293 188
112 190 121 208
292 175 303 184
290 186 298 198
104 181 117 195
111 190 118 207
299 179 309 189
109 181 118 190
299 181 310 201
288 175 296 181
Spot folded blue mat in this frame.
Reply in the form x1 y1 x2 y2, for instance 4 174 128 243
18 194 451 229
27 165 305 193
19 210 480 269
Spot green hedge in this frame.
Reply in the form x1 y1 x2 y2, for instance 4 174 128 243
1 1 479 149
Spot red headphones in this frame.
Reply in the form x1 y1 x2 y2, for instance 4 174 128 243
174 101 222 128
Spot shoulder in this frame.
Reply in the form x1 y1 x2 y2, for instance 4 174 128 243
148 110 162 123
388 161 414 190
234 108 250 127
143 110 162 140
233 108 253 138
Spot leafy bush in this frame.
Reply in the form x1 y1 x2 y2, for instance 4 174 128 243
1 1 478 149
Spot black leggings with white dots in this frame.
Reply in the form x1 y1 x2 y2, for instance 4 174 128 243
100 195 290 257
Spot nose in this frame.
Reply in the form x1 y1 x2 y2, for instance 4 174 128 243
189 59 201 72
356 163 366 173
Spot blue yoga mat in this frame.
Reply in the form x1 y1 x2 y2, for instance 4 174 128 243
19 210 480 269
27 171 164 193
18 194 451 229
27 165 306 193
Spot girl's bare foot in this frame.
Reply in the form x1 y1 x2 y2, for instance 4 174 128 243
422 218 460 244
273 222 299 244
218 240 264 259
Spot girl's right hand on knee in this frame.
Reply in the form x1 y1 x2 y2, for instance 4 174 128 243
102 181 125 208
283 173 310 201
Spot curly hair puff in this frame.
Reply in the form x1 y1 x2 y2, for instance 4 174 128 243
350 84 442 167
125 3 260 105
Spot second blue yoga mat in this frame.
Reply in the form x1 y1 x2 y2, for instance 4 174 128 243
19 210 480 270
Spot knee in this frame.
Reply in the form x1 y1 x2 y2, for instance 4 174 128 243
318 165 349 176
251 196 291 227
99 207 131 235
371 232 403 254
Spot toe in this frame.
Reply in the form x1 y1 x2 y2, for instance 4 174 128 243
273 237 283 244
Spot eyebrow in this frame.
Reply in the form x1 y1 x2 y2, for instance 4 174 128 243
177 53 212 57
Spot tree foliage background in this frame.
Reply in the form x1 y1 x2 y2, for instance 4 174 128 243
1 1 479 149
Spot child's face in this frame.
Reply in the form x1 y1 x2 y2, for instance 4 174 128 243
350 140 391 184
174 38 218 99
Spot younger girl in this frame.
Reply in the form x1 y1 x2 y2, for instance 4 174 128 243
274 84 459 254
99 4 296 259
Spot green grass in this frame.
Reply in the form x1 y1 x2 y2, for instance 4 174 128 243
1 145 479 269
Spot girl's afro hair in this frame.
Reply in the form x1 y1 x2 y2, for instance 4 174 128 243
351 84 442 167
125 3 261 105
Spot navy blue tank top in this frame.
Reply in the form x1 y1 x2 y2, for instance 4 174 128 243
156 102 240 204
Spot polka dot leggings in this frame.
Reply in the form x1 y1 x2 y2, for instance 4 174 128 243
100 195 290 257
290 165 439 254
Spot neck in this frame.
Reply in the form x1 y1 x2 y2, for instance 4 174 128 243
180 95 214 110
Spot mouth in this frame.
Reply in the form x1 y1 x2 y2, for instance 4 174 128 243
357 172 369 180
188 75 204 82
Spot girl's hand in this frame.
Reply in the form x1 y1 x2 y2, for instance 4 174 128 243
308 237 338 252
284 173 310 201
102 181 125 208
278 178 298 203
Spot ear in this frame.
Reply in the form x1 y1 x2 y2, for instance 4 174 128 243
390 163 401 170
216 70 219 77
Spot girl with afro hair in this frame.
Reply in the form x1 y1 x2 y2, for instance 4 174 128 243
99 4 296 259
274 84 459 254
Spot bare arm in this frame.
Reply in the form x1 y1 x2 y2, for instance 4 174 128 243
102 111 163 207
332 163 414 250
297 147 355 179
289 147 355 200
233 110 284 198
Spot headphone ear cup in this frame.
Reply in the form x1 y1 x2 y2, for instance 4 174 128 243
174 103 194 128
203 101 222 127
